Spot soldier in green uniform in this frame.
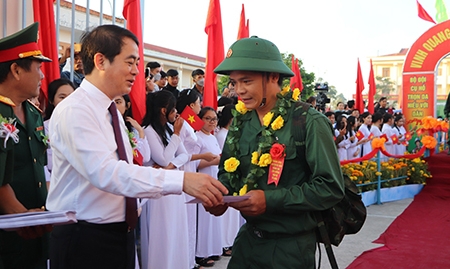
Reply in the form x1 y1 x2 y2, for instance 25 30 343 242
206 36 345 268
0 22 52 269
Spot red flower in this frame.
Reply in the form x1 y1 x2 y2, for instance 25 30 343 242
4 123 16 133
270 143 285 159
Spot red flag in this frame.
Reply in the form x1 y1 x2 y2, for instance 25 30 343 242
133 149 144 166
391 134 399 144
237 4 249 40
355 59 365 114
416 0 436 24
355 130 365 140
180 105 204 131
204 0 224 110
123 0 146 124
368 59 376 114
368 133 374 140
405 132 412 141
33 0 60 100
290 56 303 91
380 134 388 141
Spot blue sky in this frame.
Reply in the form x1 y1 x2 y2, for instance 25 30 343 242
80 0 445 99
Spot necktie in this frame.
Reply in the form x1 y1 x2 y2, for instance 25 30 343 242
108 102 138 230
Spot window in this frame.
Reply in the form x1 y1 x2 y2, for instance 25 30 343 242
382 68 390 77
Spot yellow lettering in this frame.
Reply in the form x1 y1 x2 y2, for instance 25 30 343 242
445 28 450 39
408 94 421 100
407 103 415 108
432 35 443 45
421 94 429 99
420 103 429 108
437 31 448 42
423 42 434 51
411 50 428 68
412 111 424 117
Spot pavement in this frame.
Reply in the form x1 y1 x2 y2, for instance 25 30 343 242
213 198 413 269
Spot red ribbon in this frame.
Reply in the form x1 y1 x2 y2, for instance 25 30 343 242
340 146 427 165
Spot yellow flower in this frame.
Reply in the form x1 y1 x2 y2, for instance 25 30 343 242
375 172 382 176
239 184 248 196
281 85 290 95
251 151 259 165
271 116 284 131
258 153 272 167
263 112 274 127
224 157 240 172
292 88 300 101
233 192 238 196
411 167 415 171
235 100 248 114
412 158 421 163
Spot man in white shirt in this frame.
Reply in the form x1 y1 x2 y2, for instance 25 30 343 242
46 25 227 269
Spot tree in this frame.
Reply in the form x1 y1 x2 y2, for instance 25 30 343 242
375 76 395 101
280 53 316 101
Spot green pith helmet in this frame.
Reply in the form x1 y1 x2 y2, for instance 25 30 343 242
214 36 294 77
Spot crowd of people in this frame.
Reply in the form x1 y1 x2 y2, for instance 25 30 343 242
320 96 448 162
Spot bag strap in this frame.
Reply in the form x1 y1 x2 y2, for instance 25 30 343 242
291 102 339 269
315 211 339 269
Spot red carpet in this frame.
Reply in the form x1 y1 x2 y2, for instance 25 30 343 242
347 151 450 269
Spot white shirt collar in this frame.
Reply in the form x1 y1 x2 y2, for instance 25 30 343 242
80 79 114 111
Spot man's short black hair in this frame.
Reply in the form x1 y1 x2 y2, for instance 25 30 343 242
146 61 160 69
191 69 204 77
347 100 355 108
160 70 167 79
379 96 387 102
167 69 178 77
80 25 139 75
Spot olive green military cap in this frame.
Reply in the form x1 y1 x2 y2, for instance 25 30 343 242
0 22 51 63
214 36 294 77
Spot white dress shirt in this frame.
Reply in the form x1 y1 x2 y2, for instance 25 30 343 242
46 79 183 224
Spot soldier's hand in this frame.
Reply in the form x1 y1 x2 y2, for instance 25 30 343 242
229 190 266 216
204 203 228 217
183 172 228 207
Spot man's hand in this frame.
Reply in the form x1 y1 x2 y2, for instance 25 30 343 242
204 203 228 216
183 172 228 207
201 152 219 162
228 190 266 216
17 224 53 240
17 208 53 239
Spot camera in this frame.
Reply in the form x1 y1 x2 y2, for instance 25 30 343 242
314 83 330 112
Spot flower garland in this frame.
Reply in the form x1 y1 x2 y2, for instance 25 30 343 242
127 130 138 156
0 115 19 148
224 87 300 194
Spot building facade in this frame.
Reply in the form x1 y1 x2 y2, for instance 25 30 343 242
371 48 450 115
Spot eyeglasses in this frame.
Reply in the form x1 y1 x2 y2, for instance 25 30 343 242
203 116 218 123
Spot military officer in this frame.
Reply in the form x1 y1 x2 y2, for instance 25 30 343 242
0 22 52 269
206 36 345 268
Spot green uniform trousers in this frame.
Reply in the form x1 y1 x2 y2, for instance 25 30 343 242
227 223 316 269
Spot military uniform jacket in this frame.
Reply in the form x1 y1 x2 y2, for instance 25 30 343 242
10 101 47 209
218 103 345 235
0 97 15 187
